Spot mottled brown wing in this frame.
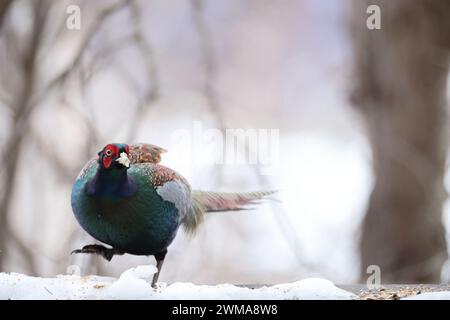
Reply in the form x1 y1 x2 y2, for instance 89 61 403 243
129 143 167 164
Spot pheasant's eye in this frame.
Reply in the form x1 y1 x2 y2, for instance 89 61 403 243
105 149 112 157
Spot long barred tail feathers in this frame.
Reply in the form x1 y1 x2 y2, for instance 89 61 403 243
181 190 277 234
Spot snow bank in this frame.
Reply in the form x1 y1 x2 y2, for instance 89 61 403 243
0 266 357 300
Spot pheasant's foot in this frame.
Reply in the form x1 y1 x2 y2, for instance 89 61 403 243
151 250 167 288
71 244 124 261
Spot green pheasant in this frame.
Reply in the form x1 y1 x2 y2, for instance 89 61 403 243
71 143 274 287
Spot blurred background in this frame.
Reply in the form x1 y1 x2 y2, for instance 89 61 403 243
0 0 449 285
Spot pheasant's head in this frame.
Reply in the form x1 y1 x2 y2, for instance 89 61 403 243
98 143 131 170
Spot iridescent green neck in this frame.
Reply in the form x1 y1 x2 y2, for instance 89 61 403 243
86 167 137 198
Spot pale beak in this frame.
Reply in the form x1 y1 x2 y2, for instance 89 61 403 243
116 152 130 168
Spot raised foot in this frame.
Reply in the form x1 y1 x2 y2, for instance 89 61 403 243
71 244 124 261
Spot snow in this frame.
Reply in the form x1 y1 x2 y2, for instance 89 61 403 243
0 266 357 300
3 266 450 300
403 292 450 300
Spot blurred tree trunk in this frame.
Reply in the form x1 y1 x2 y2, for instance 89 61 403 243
0 0 12 271
351 0 450 282
0 0 12 28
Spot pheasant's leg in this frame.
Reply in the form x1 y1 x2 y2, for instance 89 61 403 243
151 250 167 288
71 244 124 261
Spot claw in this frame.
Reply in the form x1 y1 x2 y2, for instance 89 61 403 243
70 244 123 261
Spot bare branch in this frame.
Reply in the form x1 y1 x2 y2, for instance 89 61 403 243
31 130 75 182
124 0 160 142
29 0 132 109
190 0 226 132
81 34 137 84
0 0 50 273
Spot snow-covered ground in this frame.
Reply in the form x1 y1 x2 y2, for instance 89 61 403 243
404 292 450 300
3 266 450 300
2 266 450 300
0 266 357 300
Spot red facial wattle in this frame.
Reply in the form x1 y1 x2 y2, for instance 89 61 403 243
102 144 119 169
103 157 113 169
